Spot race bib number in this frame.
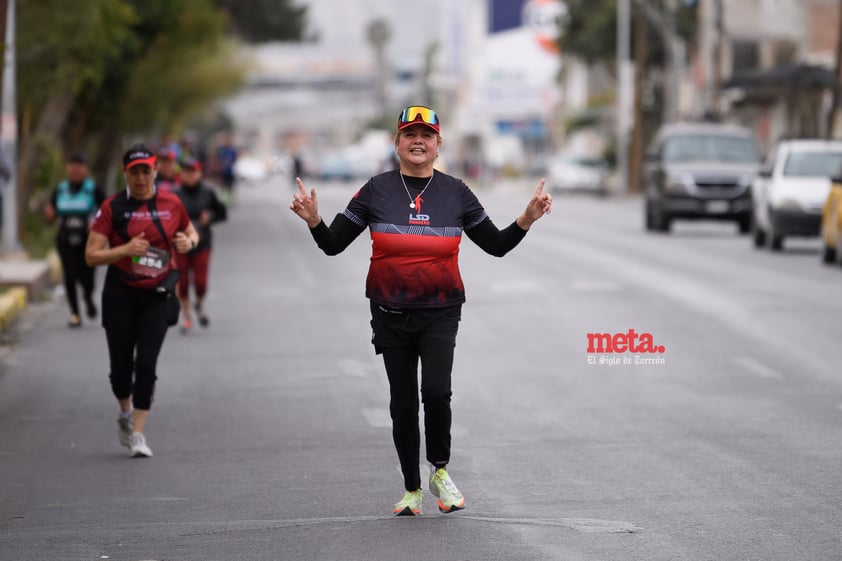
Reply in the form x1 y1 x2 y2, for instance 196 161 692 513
131 247 170 277
64 216 86 229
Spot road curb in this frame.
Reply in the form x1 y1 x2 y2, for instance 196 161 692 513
0 286 28 331
47 248 63 285
0 250 61 332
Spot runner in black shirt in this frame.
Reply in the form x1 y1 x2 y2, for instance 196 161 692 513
154 148 181 192
173 157 227 332
290 106 552 516
44 152 106 327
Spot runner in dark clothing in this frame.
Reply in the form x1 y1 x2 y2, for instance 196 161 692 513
86 144 199 458
290 106 552 516
173 157 227 333
215 134 238 198
44 152 107 327
154 148 181 192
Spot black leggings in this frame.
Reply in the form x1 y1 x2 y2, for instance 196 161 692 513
57 241 95 316
102 289 170 410
370 302 462 491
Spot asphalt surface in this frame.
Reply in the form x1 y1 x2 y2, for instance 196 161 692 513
1 175 841 561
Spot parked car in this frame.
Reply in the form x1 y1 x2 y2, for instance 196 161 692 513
546 153 610 195
233 154 269 182
820 176 842 264
751 139 842 251
643 122 760 233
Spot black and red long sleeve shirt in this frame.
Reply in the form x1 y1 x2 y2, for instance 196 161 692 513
310 170 528 309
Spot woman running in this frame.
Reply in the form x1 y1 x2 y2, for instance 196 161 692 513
44 152 106 327
173 157 227 333
86 144 199 458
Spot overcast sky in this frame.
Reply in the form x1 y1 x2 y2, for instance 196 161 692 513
298 0 444 61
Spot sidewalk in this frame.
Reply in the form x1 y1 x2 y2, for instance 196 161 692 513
0 250 60 330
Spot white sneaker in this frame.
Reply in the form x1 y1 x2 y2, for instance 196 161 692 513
117 416 133 448
128 432 153 458
429 466 465 513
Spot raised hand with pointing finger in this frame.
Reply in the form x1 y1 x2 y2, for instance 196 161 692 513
289 177 321 228
516 178 553 230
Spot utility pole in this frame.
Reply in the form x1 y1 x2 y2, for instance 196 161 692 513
629 1 648 194
1 0 19 254
617 0 632 193
827 0 842 138
636 0 687 122
712 0 723 113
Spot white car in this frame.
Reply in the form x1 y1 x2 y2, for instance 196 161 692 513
546 153 610 195
233 155 269 182
751 139 842 250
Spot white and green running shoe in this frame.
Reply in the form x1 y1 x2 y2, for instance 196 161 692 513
393 489 423 516
429 466 465 513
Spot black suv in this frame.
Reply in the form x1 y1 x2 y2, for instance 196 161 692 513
643 122 761 233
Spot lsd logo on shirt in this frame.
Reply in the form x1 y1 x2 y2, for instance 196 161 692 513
408 213 430 226
408 196 430 225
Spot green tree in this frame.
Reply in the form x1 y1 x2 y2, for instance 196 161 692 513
16 0 308 254
217 0 309 43
17 0 137 251
367 19 391 113
77 0 248 184
557 0 696 70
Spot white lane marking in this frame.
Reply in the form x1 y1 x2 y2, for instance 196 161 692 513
461 516 641 533
733 356 783 380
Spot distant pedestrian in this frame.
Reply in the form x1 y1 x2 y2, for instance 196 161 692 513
0 145 11 228
44 152 107 328
215 133 238 199
85 144 199 458
290 105 552 516
173 157 227 333
154 148 181 192
291 152 304 188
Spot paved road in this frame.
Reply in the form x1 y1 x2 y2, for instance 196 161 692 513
1 176 841 561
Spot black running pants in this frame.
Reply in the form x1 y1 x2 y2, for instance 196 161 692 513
102 289 170 410
57 241 95 316
370 302 462 491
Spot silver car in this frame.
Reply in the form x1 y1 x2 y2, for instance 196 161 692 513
643 122 761 233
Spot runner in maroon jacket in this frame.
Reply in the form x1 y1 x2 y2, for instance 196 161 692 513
86 144 200 458
173 157 227 333
290 106 552 516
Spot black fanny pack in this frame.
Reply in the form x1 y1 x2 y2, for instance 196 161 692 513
156 268 181 296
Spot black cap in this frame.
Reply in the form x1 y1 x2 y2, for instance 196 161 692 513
123 144 157 170
180 157 202 170
67 151 88 165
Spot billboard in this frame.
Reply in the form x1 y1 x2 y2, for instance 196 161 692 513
489 0 528 33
